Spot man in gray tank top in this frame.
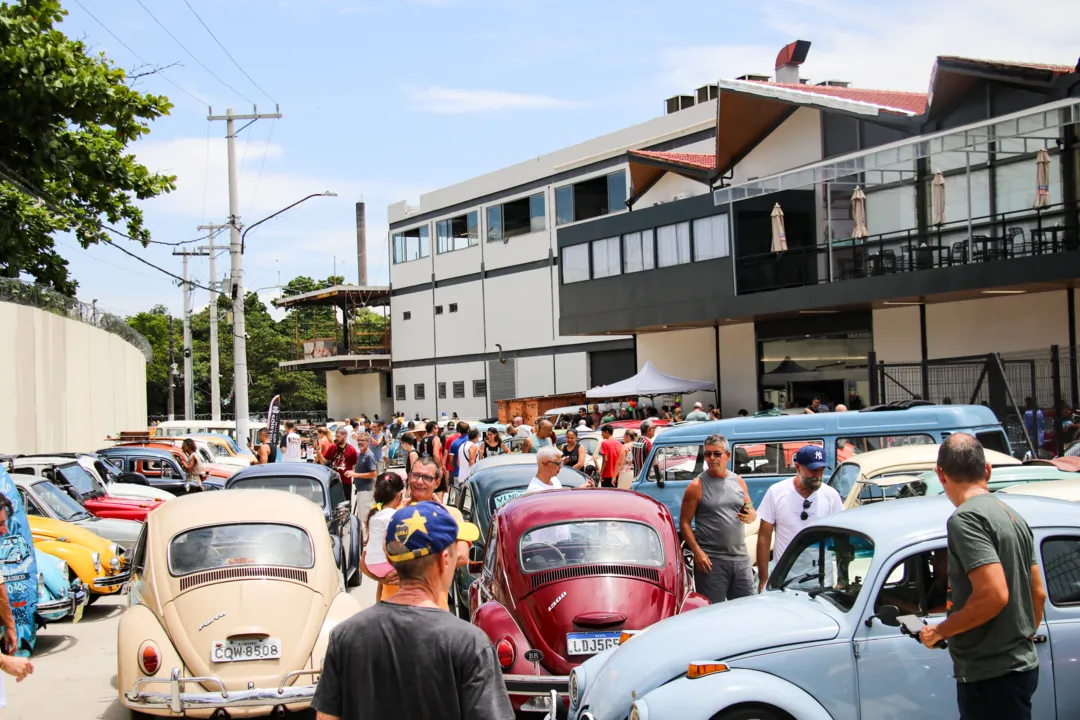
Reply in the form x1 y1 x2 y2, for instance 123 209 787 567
680 434 757 603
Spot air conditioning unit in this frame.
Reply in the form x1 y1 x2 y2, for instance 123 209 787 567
664 95 696 114
696 84 719 103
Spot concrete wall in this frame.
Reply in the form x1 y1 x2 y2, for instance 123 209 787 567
0 302 147 454
718 323 757 418
925 291 1071 358
516 355 556 398
434 360 489 420
731 108 823 185
636 172 711 207
391 365 437 419
555 352 588 395
326 371 392 422
636 328 718 411
872 306 923 362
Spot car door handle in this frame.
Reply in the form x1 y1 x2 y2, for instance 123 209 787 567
1033 634 1048 644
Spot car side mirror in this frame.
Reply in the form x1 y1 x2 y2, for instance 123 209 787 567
467 560 484 574
65 485 82 502
866 604 901 628
468 545 484 563
118 472 149 486
335 501 351 515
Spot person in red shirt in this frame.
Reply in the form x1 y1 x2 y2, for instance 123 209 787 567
318 426 360 502
597 424 622 488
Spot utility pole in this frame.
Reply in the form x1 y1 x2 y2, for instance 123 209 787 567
168 316 176 422
208 106 282 445
197 224 230 422
173 248 209 420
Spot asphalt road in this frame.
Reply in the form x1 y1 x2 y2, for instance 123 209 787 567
5 580 377 719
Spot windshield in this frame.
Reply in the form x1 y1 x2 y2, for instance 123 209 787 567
770 528 874 612
33 481 91 522
228 476 325 507
169 523 314 575
57 463 101 496
519 520 665 574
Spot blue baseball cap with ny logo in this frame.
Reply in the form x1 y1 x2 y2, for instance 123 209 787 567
794 445 827 470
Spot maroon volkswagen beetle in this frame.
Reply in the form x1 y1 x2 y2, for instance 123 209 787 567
468 488 709 714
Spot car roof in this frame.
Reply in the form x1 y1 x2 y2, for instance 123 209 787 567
225 462 336 486
469 453 542 474
1001 478 1080 499
498 488 671 536
656 404 1001 445
97 447 176 459
9 455 80 467
469 464 588 499
845 445 1019 477
149 488 325 538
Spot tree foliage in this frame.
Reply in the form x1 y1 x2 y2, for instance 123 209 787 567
0 0 175 293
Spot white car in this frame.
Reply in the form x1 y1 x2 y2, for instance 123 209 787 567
79 454 175 502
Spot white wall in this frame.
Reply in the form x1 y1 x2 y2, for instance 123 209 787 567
731 108 823 184
872 306 923 362
388 220 433 291
636 328 718 411
484 268 555 352
391 365 437 419
433 243 482 282
718 322 757 418
636 172 710 207
390 291 435 362
326 371 392 422
433 282 485 358
925 291 1070 358
516 355 556 398
555 352 588 395
0 302 147 454
434 360 489 419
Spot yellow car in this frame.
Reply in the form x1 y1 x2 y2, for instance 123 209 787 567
30 516 130 601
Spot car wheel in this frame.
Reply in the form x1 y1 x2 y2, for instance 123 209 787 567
346 561 362 588
712 705 787 720
86 594 100 606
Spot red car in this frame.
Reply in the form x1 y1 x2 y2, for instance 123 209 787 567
12 456 165 522
468 488 708 714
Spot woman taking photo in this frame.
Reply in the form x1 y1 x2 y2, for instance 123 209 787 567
561 428 585 471
480 427 508 458
179 438 205 488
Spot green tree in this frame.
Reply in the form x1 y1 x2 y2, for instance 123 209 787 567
278 274 344 345
0 0 175 294
127 304 182 416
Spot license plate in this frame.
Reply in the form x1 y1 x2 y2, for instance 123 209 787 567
566 632 620 656
72 602 84 624
211 638 282 663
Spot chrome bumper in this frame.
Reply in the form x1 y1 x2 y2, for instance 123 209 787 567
125 668 318 712
504 673 570 696
37 582 89 618
93 571 130 588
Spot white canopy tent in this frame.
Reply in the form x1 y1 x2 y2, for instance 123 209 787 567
586 361 716 399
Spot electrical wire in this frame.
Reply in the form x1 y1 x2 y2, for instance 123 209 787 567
71 0 210 107
200 120 212 224
247 118 275 211
179 0 277 104
134 0 255 104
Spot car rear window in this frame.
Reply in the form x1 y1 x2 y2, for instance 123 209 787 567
835 434 935 460
732 439 824 476
490 487 527 513
518 520 664 574
228 476 325 507
169 523 314 576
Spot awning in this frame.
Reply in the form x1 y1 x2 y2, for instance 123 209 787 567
586 361 715 399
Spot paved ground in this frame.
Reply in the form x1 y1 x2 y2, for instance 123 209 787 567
6 580 376 719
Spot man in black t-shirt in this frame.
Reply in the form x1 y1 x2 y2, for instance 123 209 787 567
313 501 511 720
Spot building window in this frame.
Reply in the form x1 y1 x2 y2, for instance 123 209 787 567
438 382 447 399
395 385 406 401
692 215 730 261
473 379 486 397
555 170 627 226
414 383 426 400
453 381 465 398
656 221 691 267
449 303 458 313
436 211 479 253
487 193 546 242
591 237 621 278
403 311 412 320
434 305 443 315
391 225 430 264
623 229 655 274
562 244 590 284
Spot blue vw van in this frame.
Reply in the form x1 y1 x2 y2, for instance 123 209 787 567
631 404 1009 525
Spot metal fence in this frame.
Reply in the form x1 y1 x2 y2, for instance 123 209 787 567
148 410 331 426
0 276 152 362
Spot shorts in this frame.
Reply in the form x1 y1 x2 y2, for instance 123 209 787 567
600 477 616 488
694 556 754 603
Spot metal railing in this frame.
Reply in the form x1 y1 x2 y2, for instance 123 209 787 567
0 277 152 361
148 410 331 425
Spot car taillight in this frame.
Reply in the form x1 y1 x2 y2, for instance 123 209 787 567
496 638 515 670
138 641 160 675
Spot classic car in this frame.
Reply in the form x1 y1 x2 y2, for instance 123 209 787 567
186 433 257 465
446 455 589 618
110 441 240 479
152 419 268 452
223 463 362 587
10 456 165 522
14 474 141 550
29 514 130 601
474 488 708 715
826 444 1020 509
76 452 175 502
118 489 363 716
1001 476 1080 500
568 495 1080 720
35 547 88 626
96 447 223 494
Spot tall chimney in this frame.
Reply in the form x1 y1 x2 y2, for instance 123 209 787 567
355 201 367 286
775 40 811 84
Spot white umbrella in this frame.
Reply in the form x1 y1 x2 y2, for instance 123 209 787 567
770 203 787 253
851 186 869 239
931 171 946 226
1034 148 1051 209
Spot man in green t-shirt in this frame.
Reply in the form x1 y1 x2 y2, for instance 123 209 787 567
921 434 1047 720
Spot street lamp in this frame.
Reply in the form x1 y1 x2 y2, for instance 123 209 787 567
230 191 337 448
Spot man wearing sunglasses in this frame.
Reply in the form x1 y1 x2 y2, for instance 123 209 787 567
756 445 843 594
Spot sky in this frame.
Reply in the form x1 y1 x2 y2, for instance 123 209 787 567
54 0 1078 318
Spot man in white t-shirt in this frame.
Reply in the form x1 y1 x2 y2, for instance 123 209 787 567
755 444 843 593
282 421 303 462
526 446 564 494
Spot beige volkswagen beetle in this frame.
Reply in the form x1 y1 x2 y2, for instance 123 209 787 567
118 489 363 717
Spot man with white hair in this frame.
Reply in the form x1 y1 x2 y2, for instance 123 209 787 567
685 402 709 422
527 446 564 493
513 416 533 436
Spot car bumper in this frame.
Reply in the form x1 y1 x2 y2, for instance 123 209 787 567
37 582 89 621
93 571 131 588
125 668 318 712
505 674 569 713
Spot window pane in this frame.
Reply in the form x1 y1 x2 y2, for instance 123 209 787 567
486 206 502 242
530 193 546 232
996 154 1062 215
573 175 609 222
437 219 451 253
395 385 405 401
519 520 664 573
503 197 533 239
414 383 425 400
562 244 590 284
865 185 917 235
1042 538 1080 605
623 230 655 274
591 237 621 278
453 381 465 398
473 380 486 397
733 439 824 476
418 225 430 258
656 222 691 267
555 185 574 226
170 524 314 575
467 211 479 246
607 171 627 214
438 382 446 399
692 214 730 261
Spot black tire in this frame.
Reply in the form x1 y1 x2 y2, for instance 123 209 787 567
713 705 787 720
86 593 101 606
346 561 362 588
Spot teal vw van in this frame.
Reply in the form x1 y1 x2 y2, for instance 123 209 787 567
631 404 1009 525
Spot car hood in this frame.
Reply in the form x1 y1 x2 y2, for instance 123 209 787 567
35 548 68 596
163 580 327 691
28 516 112 554
73 516 141 548
577 593 841 720
106 483 174 502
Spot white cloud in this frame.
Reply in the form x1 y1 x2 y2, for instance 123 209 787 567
403 86 581 114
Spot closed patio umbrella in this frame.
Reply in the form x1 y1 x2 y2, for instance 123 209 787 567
851 186 869 239
770 203 787 253
1034 148 1051 209
931 171 946 225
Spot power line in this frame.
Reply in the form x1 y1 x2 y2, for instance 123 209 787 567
179 0 277 104
247 118 276 211
134 0 255 104
71 0 210 107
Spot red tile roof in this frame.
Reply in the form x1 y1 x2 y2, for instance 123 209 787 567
629 150 716 171
940 56 1076 75
745 80 929 115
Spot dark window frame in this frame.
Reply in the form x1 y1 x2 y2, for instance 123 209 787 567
449 303 458 313
403 311 412 321
438 382 447 399
436 210 480 254
473 379 486 397
555 170 627 226
395 385 406 401
453 381 465 399
414 383 426 400
434 305 443 315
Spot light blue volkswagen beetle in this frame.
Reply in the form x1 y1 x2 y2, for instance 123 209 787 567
564 495 1080 720
34 548 88 627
